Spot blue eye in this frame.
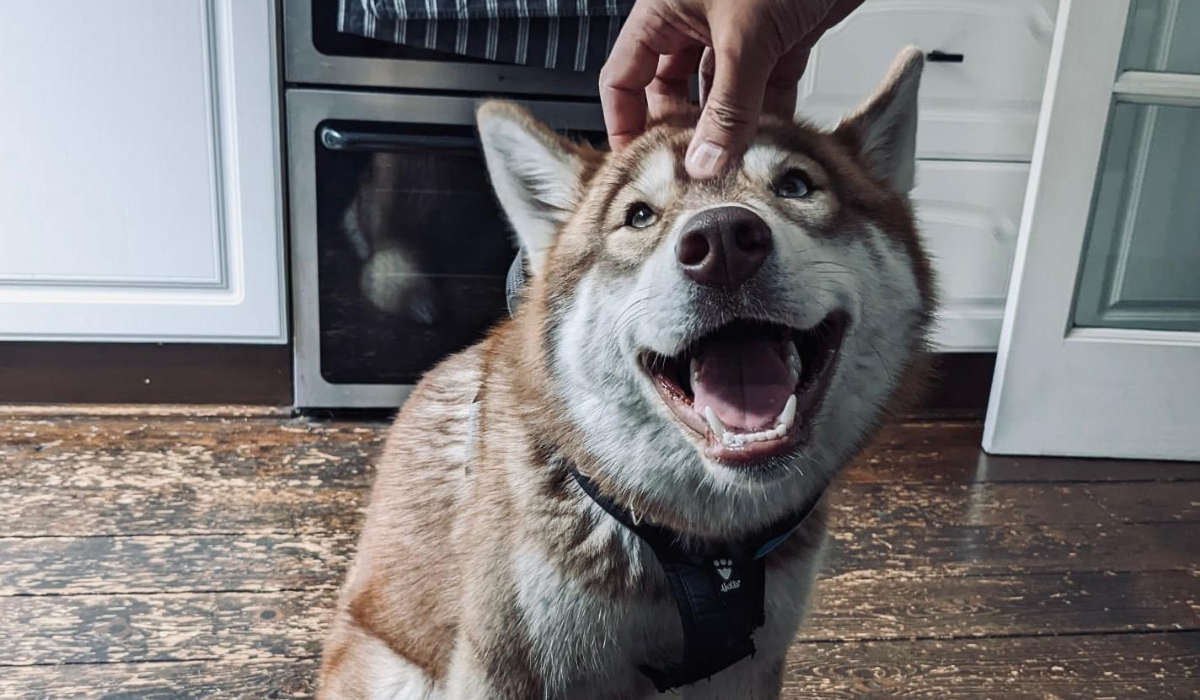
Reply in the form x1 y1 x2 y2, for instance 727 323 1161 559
775 170 812 199
625 202 659 229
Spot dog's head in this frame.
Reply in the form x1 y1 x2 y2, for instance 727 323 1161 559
479 48 934 534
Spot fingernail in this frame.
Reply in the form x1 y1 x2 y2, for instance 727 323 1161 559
686 141 724 179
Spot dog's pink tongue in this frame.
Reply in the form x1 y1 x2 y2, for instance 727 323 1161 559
692 337 793 431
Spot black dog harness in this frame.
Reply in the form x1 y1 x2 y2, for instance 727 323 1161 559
570 468 826 692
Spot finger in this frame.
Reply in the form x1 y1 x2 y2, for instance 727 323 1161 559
762 46 808 120
697 46 715 108
686 40 776 179
647 44 704 121
599 3 693 150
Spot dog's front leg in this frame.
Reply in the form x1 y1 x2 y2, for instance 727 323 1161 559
441 643 492 696
442 631 545 700
681 654 787 700
442 642 505 700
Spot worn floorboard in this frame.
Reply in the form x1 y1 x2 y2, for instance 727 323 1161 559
4 571 1197 668
0 532 356 596
0 659 319 700
4 520 1198 599
6 477 1197 539
0 415 1197 699
3 633 1197 700
781 632 1200 699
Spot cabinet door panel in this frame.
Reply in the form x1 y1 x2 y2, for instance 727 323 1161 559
0 0 284 343
913 161 1030 350
797 0 1059 162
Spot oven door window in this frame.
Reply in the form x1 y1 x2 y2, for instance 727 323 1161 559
315 120 516 384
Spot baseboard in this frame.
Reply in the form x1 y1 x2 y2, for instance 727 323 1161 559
0 342 292 405
919 352 997 419
0 343 991 415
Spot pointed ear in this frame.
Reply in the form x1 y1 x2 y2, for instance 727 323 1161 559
834 47 924 193
477 101 585 275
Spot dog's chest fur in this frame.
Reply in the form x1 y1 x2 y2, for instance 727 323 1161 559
331 337 827 699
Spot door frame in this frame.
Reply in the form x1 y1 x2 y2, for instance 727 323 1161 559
984 0 1200 459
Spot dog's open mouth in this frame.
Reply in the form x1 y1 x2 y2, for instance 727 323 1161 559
640 312 849 464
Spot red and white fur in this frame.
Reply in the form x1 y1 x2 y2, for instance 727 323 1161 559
318 48 934 700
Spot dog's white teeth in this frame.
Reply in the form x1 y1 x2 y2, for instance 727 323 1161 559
704 407 728 442
777 395 798 431
690 358 700 384
706 399 798 447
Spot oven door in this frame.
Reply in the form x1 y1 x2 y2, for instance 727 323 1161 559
283 0 599 96
287 89 604 407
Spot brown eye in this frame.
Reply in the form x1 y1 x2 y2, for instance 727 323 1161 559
625 202 659 229
775 170 813 199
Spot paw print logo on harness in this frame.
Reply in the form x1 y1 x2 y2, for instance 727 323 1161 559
713 559 741 593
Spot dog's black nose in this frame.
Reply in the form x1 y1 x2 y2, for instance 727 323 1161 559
675 206 772 290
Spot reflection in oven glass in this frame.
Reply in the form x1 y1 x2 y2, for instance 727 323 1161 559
344 152 442 322
316 124 516 385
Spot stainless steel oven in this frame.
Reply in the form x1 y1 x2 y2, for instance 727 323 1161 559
284 0 605 407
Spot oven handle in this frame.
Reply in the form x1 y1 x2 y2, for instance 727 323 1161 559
319 126 478 152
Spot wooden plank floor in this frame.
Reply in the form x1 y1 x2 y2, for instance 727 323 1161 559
0 415 1197 699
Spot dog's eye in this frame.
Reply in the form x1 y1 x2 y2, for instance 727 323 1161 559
774 170 813 199
625 202 659 229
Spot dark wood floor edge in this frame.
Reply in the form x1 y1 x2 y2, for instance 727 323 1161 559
790 628 1200 647
0 587 328 599
0 342 293 405
795 627 1200 644
917 352 997 419
3 631 1198 669
0 587 339 599
1 568 1192 599
0 588 341 599
852 476 1200 485
0 655 321 669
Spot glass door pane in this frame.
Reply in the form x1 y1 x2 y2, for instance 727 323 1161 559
314 120 516 385
1073 103 1200 331
1072 0 1200 332
1120 0 1200 73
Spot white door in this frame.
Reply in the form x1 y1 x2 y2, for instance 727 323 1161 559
985 0 1200 460
0 0 286 343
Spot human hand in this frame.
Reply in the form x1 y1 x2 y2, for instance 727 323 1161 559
599 0 865 178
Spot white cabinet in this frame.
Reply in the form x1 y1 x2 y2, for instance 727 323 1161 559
797 0 1058 161
798 0 1060 350
0 0 285 343
912 161 1030 350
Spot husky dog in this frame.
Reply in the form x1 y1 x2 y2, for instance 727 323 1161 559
319 48 934 700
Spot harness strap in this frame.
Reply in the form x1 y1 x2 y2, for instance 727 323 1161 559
569 468 825 692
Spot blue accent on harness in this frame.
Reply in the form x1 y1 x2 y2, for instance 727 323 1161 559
754 524 805 560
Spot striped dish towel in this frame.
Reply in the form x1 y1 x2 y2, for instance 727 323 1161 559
338 0 636 72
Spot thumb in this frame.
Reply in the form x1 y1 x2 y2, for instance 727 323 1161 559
686 43 774 179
